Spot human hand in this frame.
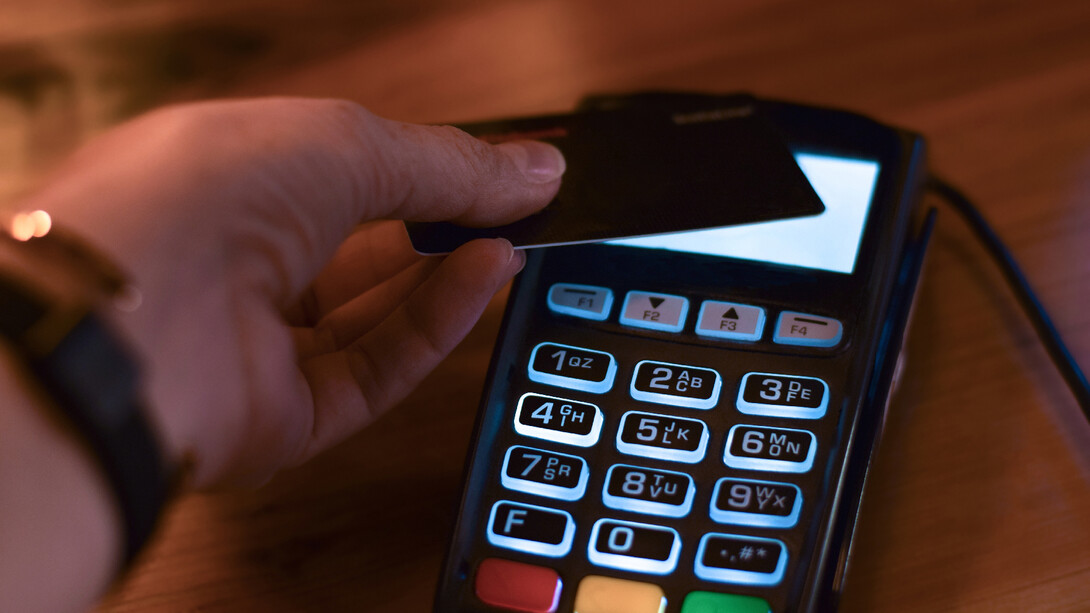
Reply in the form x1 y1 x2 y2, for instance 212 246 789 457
17 98 564 488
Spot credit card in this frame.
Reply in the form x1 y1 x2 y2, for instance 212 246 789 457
406 95 824 254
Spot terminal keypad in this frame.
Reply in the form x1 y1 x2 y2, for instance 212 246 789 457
476 283 842 612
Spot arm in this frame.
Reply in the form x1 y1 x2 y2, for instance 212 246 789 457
0 98 564 611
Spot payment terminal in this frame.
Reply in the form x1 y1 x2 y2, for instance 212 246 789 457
431 96 932 613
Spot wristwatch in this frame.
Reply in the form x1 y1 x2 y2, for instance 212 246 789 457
0 209 172 567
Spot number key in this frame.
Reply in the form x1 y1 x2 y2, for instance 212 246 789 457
724 424 816 473
588 518 681 575
630 360 721 410
616 411 709 463
528 342 617 394
603 464 695 517
502 446 589 501
710 478 802 528
737 372 828 419
515 393 603 447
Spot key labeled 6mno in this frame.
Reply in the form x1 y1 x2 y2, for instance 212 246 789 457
724 424 817 473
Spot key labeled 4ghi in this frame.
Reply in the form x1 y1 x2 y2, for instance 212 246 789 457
514 393 604 447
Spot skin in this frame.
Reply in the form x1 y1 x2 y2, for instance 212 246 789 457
0 97 565 612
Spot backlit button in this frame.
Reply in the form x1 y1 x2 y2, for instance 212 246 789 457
695 533 788 586
474 558 561 613
487 501 575 558
680 591 771 613
603 464 695 518
588 518 681 575
528 342 617 394
620 291 689 333
736 372 829 419
724 425 816 473
617 411 709 464
773 311 843 347
574 576 666 613
710 478 802 529
695 301 765 342
501 446 589 501
514 393 603 447
630 360 722 410
547 283 613 321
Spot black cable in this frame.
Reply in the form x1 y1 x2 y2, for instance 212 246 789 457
926 176 1090 422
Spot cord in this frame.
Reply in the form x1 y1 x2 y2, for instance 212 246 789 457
926 176 1090 422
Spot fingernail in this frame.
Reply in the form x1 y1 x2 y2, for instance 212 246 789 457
497 141 566 183
497 238 527 272
512 246 527 273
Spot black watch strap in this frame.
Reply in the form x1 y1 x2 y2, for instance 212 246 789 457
0 274 171 566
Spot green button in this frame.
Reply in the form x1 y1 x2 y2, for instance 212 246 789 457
680 591 770 613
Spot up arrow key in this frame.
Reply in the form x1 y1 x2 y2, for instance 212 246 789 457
723 307 739 319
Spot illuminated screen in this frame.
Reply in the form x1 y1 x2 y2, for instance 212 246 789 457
607 153 881 274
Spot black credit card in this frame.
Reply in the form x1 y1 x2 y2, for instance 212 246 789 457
405 95 825 254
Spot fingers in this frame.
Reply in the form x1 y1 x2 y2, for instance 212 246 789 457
365 122 566 226
288 221 422 325
22 98 563 306
293 254 442 360
294 238 524 458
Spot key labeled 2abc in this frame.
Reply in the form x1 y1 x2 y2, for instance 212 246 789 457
737 372 828 419
630 360 722 409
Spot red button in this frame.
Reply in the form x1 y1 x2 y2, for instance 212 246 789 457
475 557 562 613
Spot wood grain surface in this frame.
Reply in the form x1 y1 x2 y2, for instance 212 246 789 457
2 0 1088 611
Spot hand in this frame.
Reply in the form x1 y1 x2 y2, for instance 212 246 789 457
17 98 565 488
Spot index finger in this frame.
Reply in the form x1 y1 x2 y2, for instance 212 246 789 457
22 97 564 303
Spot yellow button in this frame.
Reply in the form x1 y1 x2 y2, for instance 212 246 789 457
573 575 666 613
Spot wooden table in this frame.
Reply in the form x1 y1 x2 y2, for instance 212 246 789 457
2 0 1088 611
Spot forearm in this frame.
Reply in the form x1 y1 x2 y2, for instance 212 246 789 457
0 347 120 612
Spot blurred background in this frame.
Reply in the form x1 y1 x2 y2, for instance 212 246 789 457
2 1 1088 611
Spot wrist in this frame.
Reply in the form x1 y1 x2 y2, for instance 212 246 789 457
0 342 121 611
0 214 176 564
